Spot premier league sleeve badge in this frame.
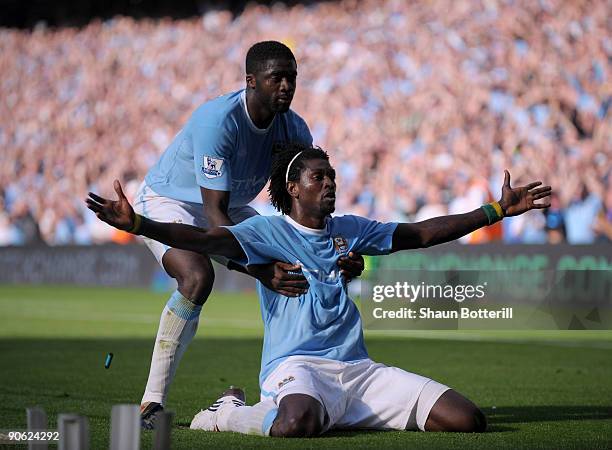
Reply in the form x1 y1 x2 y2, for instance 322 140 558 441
202 156 225 178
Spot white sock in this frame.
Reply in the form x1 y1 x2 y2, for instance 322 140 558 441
141 291 201 406
217 400 278 436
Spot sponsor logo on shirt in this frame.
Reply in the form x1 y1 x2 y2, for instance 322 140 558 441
231 175 268 193
278 375 295 389
202 156 224 178
295 260 341 283
333 236 348 254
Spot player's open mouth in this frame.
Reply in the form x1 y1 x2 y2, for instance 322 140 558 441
323 192 336 199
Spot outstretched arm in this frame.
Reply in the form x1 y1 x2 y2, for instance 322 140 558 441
86 180 246 261
392 170 551 251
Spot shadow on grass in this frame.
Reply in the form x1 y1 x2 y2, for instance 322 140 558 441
485 405 612 424
323 426 519 437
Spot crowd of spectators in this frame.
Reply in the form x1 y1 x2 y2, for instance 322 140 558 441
1 0 610 246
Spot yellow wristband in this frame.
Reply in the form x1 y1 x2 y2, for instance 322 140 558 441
491 201 504 218
128 213 142 234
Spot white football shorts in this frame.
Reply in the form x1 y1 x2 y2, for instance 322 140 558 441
133 182 258 266
260 356 450 432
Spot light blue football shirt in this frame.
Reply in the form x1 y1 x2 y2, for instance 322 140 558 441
145 90 312 207
225 214 398 385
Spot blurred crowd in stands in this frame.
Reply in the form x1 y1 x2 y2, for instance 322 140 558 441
1 0 610 246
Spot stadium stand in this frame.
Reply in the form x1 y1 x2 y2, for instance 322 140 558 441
1 0 610 245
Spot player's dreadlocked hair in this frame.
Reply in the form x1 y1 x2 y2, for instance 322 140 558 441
269 142 330 215
246 41 296 75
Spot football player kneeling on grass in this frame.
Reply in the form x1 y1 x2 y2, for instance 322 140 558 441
87 142 551 437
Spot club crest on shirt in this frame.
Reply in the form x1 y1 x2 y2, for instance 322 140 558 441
333 235 348 254
202 156 224 178
278 376 295 389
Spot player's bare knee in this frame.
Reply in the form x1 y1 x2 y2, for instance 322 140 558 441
453 406 486 433
472 408 487 432
271 410 323 438
300 411 324 437
427 389 486 433
270 416 294 437
272 416 321 438
176 269 214 304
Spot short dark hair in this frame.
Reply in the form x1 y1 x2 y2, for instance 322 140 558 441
269 142 329 215
246 41 296 75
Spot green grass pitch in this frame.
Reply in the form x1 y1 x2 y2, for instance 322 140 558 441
1 285 611 449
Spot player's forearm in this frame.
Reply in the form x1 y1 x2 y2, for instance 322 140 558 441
137 217 242 259
392 208 491 251
204 204 249 272
419 208 491 247
138 217 212 253
227 260 250 275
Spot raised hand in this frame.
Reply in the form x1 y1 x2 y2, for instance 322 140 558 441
86 180 136 231
499 170 552 217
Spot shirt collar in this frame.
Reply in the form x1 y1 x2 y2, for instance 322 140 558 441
240 89 276 134
283 214 328 236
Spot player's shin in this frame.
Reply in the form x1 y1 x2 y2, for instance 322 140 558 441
217 400 278 436
141 290 202 406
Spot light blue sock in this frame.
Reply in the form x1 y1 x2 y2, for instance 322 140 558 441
142 291 202 405
167 290 202 320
